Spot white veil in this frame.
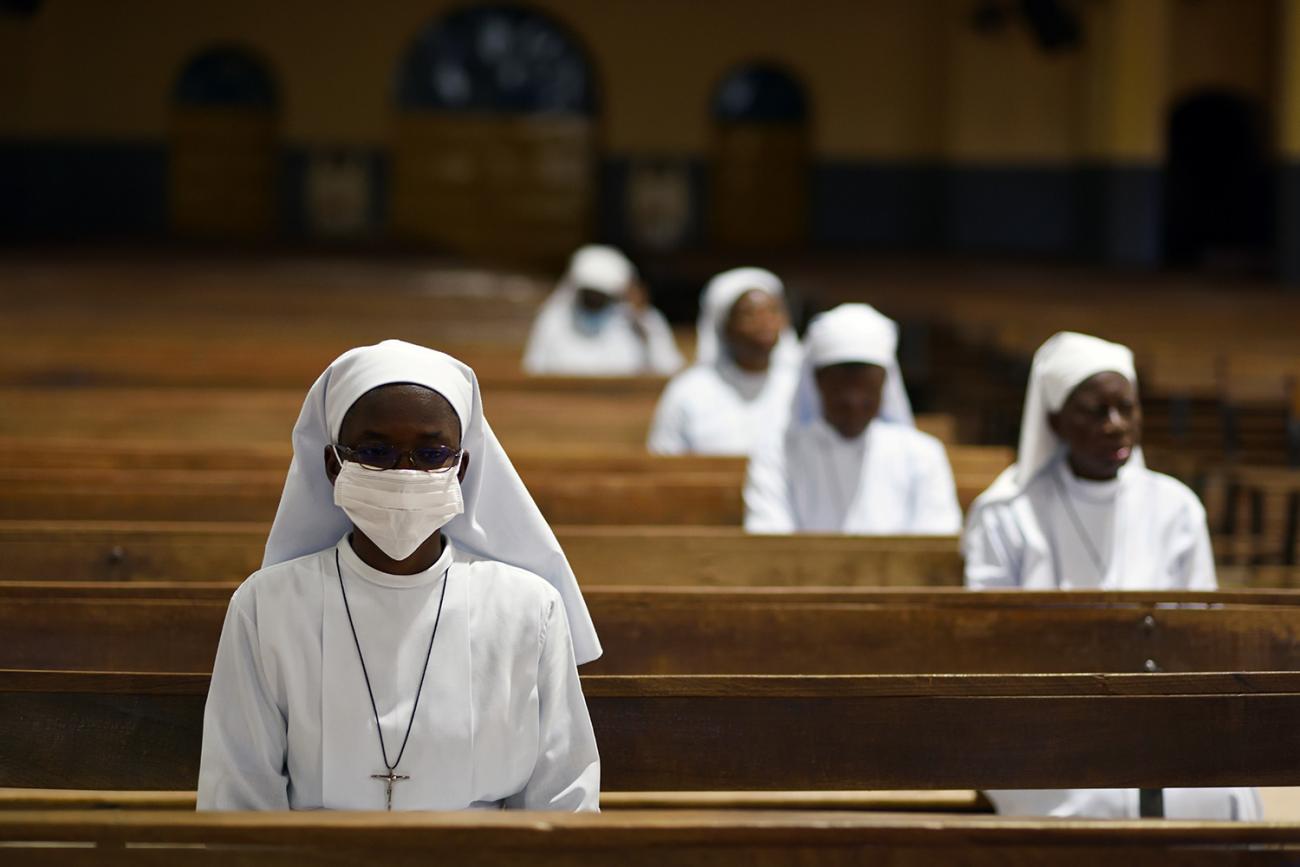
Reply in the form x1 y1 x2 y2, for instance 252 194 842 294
263 339 602 664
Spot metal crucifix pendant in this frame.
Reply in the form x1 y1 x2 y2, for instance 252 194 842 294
371 771 410 811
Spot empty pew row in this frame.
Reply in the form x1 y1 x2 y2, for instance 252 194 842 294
0 437 1007 475
2 669 1298 792
0 522 964 585
3 585 1299 676
4 520 1287 589
0 388 958 447
1207 466 1300 568
0 467 745 526
2 809 1299 866
0 461 998 525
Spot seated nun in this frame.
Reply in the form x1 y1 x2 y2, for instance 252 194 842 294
198 340 601 812
522 244 683 376
646 267 800 455
744 303 962 534
963 331 1257 821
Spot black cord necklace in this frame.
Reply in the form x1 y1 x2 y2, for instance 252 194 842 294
335 547 448 811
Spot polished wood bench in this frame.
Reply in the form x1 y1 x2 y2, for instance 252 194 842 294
2 584 1298 676
1 809 1297 865
0 433 1001 524
0 521 964 585
0 387 958 446
2 669 1298 792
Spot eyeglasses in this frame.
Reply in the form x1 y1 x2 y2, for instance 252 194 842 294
332 444 463 472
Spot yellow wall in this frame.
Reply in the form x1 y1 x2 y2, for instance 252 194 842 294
0 0 1285 163
941 0 1083 162
1168 0 1276 108
1 0 949 158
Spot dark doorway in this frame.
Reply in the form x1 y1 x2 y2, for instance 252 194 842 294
710 63 811 250
1163 90 1273 272
169 45 279 238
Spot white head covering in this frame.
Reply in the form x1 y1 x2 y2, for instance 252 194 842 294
791 303 914 428
694 267 800 368
564 244 635 298
979 331 1143 504
263 339 601 664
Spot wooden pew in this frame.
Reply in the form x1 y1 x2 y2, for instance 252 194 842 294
2 585 1299 676
3 669 1298 792
0 387 958 446
0 437 1004 475
0 787 986 813
2 809 1299 866
0 436 1003 524
0 521 964 585
0 466 745 526
1210 465 1300 569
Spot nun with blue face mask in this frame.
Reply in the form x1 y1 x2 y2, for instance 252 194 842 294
198 340 601 812
522 244 683 376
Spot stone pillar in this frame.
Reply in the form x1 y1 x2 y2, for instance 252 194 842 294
1079 0 1168 267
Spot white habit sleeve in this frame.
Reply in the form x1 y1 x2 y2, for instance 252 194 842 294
743 430 797 533
505 595 600 811
636 308 684 375
962 504 1024 588
197 589 290 810
1173 495 1218 589
910 440 964 534
646 379 690 455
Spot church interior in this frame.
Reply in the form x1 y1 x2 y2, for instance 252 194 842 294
3 0 1300 860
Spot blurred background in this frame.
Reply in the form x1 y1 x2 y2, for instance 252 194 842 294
3 0 1300 575
1 0 1291 273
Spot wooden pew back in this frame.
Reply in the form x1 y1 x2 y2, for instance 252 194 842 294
2 584 1298 676
1 809 1297 866
0 521 964 585
3 669 1298 791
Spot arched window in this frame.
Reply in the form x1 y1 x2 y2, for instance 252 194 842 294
174 46 277 109
712 64 808 125
396 5 594 115
169 46 278 238
391 6 598 258
710 63 810 249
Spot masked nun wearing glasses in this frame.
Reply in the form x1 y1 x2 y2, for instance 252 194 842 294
964 331 1257 820
198 340 601 812
646 267 800 455
522 244 683 376
744 304 961 534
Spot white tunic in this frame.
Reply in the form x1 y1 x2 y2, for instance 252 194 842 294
963 457 1216 590
744 418 963 534
197 537 600 811
963 456 1254 819
646 361 798 456
522 301 683 376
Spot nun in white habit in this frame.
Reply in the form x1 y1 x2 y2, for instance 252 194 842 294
743 303 962 534
198 340 601 812
963 331 1257 820
522 244 683 376
963 332 1215 590
646 267 800 455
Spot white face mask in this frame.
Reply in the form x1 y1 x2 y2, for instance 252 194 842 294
332 459 465 562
